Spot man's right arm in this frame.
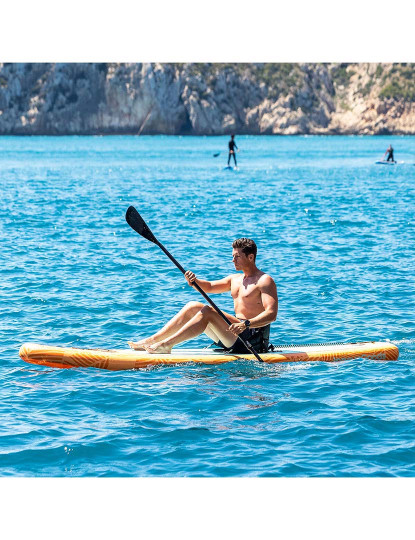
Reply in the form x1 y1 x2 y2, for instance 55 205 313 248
184 271 232 293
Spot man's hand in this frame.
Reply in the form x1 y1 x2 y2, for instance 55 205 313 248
185 270 196 286
228 321 247 336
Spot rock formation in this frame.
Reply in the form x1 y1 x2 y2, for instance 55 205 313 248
0 62 414 135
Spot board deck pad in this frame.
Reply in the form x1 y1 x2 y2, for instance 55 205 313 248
19 341 399 371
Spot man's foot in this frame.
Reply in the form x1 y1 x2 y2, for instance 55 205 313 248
128 339 154 351
144 341 173 354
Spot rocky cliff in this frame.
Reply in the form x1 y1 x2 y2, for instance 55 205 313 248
0 63 414 135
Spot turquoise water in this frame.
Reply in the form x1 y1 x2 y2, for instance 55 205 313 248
1 135 414 477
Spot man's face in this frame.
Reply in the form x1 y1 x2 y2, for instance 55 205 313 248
232 248 251 270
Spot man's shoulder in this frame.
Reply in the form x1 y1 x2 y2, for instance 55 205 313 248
258 272 277 287
229 273 245 284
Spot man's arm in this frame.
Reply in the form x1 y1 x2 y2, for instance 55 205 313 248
185 271 232 294
249 276 278 327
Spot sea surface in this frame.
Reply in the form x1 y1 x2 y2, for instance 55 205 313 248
1 135 414 477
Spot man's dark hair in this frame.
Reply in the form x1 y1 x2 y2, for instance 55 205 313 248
232 238 257 260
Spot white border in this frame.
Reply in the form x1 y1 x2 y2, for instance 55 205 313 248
1 1 415 62
2 478 413 539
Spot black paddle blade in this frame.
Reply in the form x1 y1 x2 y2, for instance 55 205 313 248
125 206 158 245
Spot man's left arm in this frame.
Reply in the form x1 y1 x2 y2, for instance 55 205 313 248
248 276 278 327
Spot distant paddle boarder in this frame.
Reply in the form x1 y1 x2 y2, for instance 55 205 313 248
384 144 395 163
228 134 238 167
128 238 278 354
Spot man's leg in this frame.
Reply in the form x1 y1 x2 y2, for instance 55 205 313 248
145 305 241 354
228 152 231 165
233 153 237 166
128 301 205 350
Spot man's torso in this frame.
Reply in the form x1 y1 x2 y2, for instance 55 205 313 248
230 272 267 319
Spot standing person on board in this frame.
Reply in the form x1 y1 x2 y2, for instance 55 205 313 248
384 144 395 162
228 134 238 167
128 238 278 354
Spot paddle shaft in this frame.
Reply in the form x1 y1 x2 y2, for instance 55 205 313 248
154 239 264 362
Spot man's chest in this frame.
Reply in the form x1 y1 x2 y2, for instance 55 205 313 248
231 280 261 301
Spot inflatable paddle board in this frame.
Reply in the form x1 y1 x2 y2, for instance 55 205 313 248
19 341 399 371
375 160 396 165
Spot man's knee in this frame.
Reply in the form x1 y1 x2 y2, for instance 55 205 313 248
185 301 205 312
200 305 215 319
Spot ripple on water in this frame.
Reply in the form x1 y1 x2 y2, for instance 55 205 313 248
1 135 415 477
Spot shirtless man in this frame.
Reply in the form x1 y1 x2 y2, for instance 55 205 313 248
128 238 278 354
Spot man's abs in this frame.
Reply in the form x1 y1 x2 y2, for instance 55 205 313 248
233 292 265 319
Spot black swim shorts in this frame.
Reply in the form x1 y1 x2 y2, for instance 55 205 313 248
215 324 271 354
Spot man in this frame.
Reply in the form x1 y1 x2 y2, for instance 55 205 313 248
384 144 395 162
228 134 238 167
128 238 278 354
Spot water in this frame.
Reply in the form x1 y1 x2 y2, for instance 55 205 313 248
1 135 414 477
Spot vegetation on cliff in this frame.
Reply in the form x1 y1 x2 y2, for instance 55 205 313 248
0 63 414 135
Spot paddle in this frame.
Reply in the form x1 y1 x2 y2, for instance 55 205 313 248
125 205 264 362
213 152 220 157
